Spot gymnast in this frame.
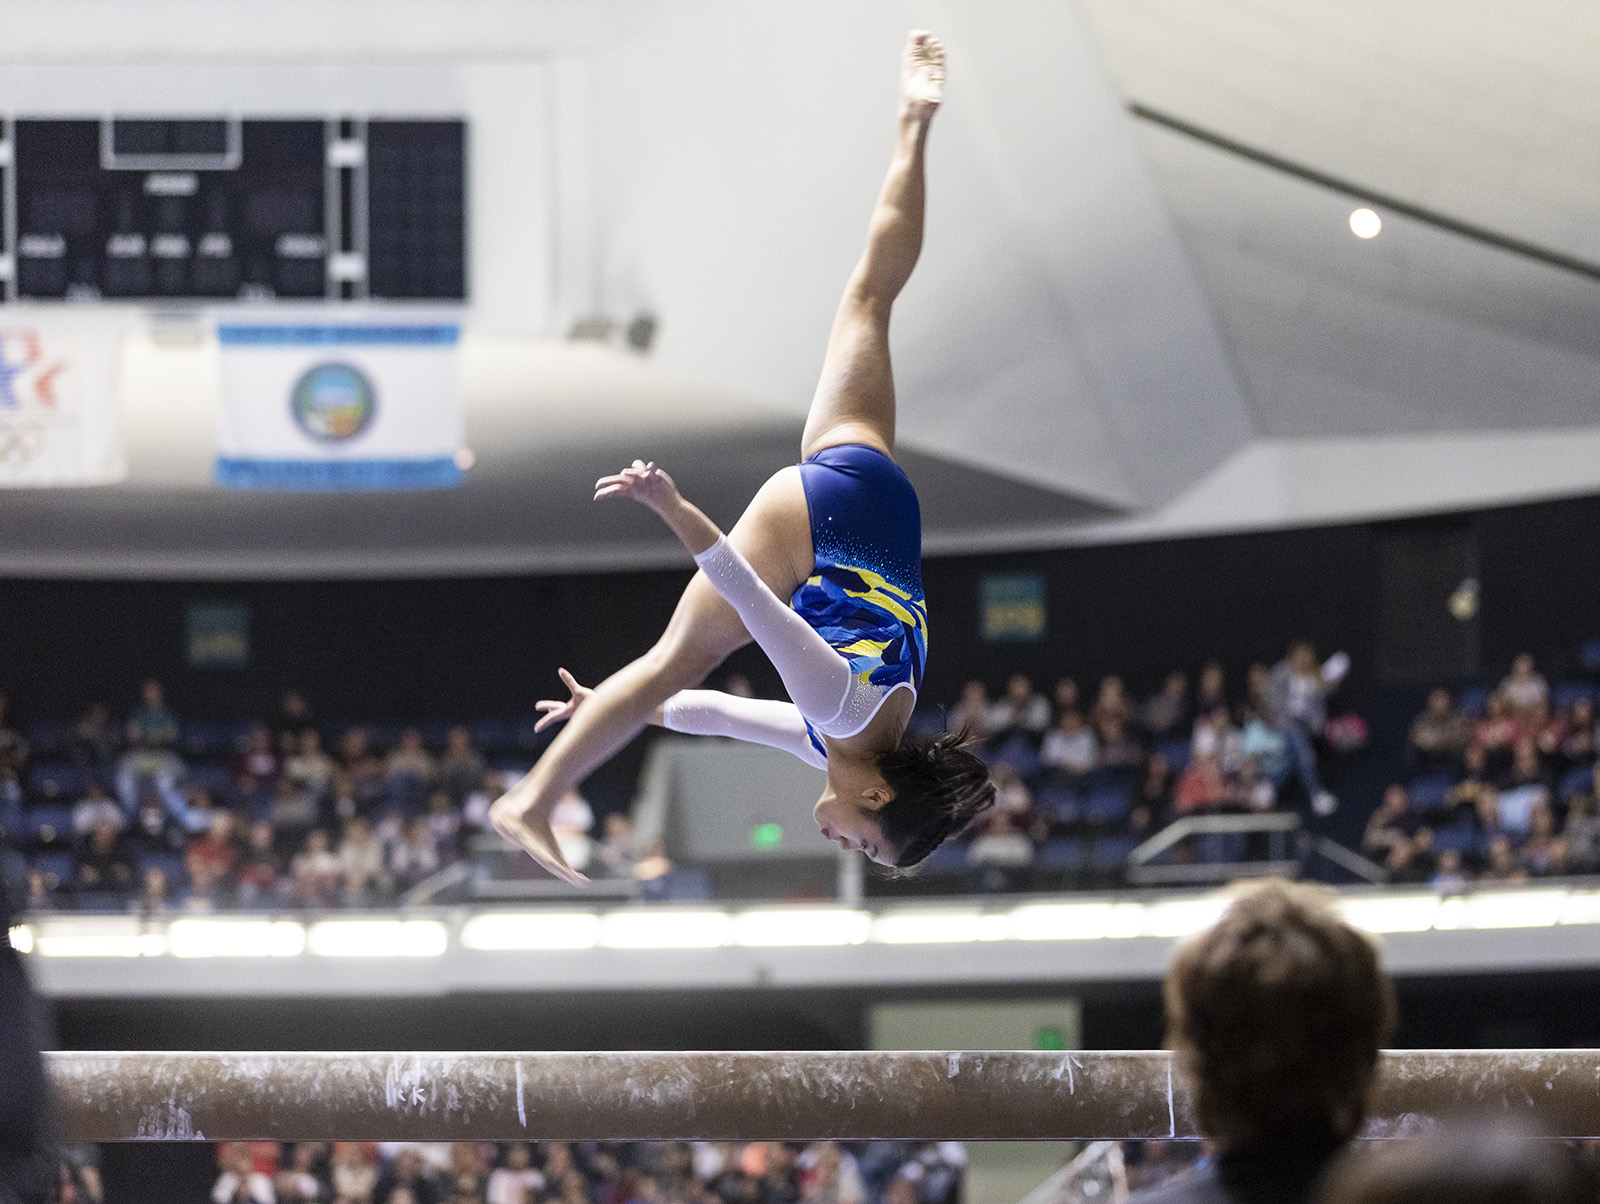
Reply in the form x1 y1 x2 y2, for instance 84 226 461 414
492 31 994 884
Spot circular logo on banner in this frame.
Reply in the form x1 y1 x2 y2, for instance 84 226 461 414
290 362 377 443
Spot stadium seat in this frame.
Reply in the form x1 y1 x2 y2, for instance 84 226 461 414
27 762 83 803
30 851 75 892
26 807 74 850
23 719 73 758
1035 838 1086 872
1084 785 1134 826
184 763 234 802
1432 825 1480 857
1158 740 1191 773
986 735 1039 779
1553 683 1597 711
1034 784 1084 826
1455 685 1492 716
1559 766 1595 802
919 841 968 875
136 853 188 888
1090 836 1138 873
1408 774 1456 811
178 720 229 758
467 718 513 756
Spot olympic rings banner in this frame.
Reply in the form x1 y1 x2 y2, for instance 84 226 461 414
0 311 129 488
214 312 464 491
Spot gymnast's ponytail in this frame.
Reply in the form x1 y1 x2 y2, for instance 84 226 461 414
875 726 995 869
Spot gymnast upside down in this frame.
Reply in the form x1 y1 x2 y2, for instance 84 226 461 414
491 31 994 884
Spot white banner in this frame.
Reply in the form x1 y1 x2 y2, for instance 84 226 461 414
215 312 463 491
0 311 128 487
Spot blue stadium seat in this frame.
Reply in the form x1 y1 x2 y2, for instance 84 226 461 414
1432 825 1480 857
177 720 229 758
1158 740 1191 773
1034 783 1083 826
1553 683 1597 712
224 718 260 752
1084 785 1134 826
640 869 712 902
1581 639 1600 675
1035 838 1086 871
1090 836 1138 871
183 763 234 802
1559 766 1595 802
30 851 75 892
74 891 126 913
919 841 969 875
27 763 83 802
136 853 188 888
467 718 513 756
26 808 74 850
23 719 73 758
1456 685 1492 716
986 735 1039 779
1408 774 1456 811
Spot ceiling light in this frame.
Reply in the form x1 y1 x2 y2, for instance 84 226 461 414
460 912 600 951
1349 207 1382 239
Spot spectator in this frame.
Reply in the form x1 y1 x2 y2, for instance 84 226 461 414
276 1143 331 1204
1407 688 1470 773
1500 652 1549 716
136 864 174 915
1039 710 1097 779
375 1148 440 1204
1385 828 1434 886
1482 833 1527 884
71 700 119 770
76 816 134 895
967 812 1032 872
462 772 504 834
1430 848 1467 894
987 675 1050 741
128 788 188 859
1051 677 1080 720
332 1143 379 1204
187 814 240 905
1239 709 1288 786
1139 672 1190 741
284 730 337 801
340 818 387 905
798 1143 864 1204
235 822 281 907
1565 770 1600 873
424 792 462 862
1132 879 1395 1204
0 693 27 793
988 762 1032 824
387 818 441 891
1502 740 1550 794
487 1146 543 1204
1096 718 1143 770
1231 759 1276 812
340 728 388 815
268 777 320 857
551 790 595 874
1195 661 1227 716
126 679 177 750
24 866 51 911
437 728 486 807
1090 675 1133 731
71 782 124 838
1474 694 1523 778
385 729 436 812
1314 1124 1586 1204
1265 642 1349 817
1497 781 1548 838
1190 708 1242 773
1174 753 1227 815
273 691 317 745
235 724 281 804
598 813 639 878
1360 786 1411 863
1137 754 1175 828
946 682 990 743
1557 697 1597 769
213 1143 275 1204
1443 743 1494 826
291 830 342 908
1521 800 1568 877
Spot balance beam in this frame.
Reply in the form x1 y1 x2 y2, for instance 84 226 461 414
45 1050 1600 1142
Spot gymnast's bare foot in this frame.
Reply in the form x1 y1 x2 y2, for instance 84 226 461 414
490 788 589 887
901 30 945 123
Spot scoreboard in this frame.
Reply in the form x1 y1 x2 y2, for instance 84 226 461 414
0 117 465 303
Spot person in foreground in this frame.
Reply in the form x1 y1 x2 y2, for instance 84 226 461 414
491 31 993 885
1132 879 1396 1204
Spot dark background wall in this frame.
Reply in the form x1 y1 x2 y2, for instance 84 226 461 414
2 493 1598 727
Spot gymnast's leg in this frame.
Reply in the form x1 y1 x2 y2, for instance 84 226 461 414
800 30 944 460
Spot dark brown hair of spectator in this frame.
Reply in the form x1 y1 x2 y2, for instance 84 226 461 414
1313 1125 1587 1204
876 726 995 869
1165 879 1397 1151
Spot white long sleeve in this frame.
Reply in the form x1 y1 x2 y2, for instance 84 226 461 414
661 690 827 770
693 535 855 727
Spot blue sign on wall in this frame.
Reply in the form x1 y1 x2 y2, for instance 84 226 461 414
187 602 251 669
981 573 1047 642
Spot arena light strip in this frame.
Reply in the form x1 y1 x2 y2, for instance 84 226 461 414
13 888 1600 957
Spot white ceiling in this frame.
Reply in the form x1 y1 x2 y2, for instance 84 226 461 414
2 0 1599 576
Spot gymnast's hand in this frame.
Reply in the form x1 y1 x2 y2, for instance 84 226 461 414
534 667 592 733
594 460 681 515
595 459 723 557
489 786 589 887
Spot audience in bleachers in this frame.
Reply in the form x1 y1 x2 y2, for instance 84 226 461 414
5 645 1600 910
196 1138 961 1204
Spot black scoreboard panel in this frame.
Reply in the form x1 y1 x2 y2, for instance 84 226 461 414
1 117 465 303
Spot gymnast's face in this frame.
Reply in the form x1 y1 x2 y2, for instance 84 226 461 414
814 767 892 865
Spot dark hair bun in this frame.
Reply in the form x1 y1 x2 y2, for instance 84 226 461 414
875 726 995 868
